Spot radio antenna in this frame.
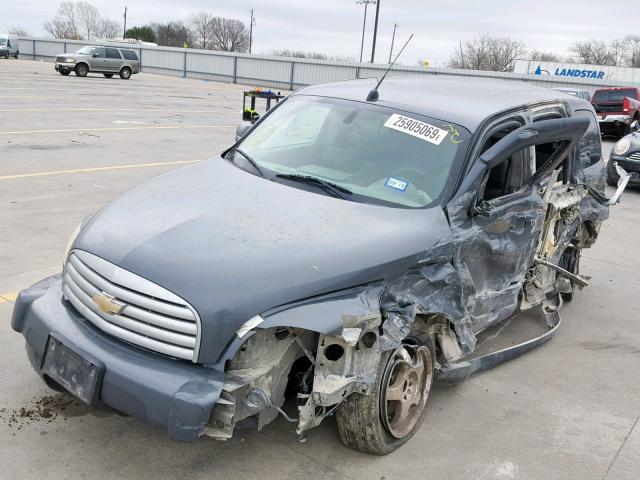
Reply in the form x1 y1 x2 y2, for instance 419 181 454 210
366 34 414 102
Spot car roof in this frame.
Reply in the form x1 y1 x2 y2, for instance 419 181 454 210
297 75 589 132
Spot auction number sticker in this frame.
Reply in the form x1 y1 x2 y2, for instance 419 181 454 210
384 114 448 145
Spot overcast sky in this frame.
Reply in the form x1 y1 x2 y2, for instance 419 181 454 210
5 1 639 66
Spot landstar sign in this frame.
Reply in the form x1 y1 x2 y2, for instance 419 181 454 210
534 65 606 79
509 59 640 82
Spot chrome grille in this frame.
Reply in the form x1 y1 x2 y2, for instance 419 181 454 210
628 152 640 161
56 55 68 62
62 250 200 361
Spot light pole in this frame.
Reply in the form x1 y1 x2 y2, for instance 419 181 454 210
356 0 375 64
388 22 397 64
370 0 381 63
123 6 128 39
249 9 256 54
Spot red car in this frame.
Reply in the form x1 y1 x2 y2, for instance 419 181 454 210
591 87 640 137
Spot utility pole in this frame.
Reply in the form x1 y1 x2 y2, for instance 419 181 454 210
370 0 381 63
123 6 127 39
249 9 255 54
356 1 375 64
388 22 397 64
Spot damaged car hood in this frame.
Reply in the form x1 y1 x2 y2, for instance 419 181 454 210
74 157 454 362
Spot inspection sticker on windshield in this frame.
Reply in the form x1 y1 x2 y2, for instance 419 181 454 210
384 114 448 145
385 177 409 192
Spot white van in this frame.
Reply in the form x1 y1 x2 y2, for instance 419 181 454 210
0 34 19 58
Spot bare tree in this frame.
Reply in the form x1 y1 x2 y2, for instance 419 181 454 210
623 35 640 68
43 1 80 39
43 19 76 39
76 1 100 40
190 11 215 49
96 18 121 39
570 39 617 66
529 50 561 62
211 18 249 52
449 35 526 71
7 26 30 36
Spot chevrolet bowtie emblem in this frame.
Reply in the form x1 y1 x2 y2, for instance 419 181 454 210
92 291 126 315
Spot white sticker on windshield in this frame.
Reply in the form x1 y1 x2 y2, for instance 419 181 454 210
384 114 448 145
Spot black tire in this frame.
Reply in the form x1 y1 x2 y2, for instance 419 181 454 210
336 337 435 455
119 67 132 80
75 63 88 77
103 73 113 78
14 52 19 59
59 70 71 76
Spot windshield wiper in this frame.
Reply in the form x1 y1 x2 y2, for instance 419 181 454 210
275 174 353 199
230 148 265 177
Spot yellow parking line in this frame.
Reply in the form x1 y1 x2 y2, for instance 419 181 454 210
0 160 200 181
0 292 19 304
0 124 234 135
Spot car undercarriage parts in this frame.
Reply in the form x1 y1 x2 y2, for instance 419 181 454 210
534 256 589 287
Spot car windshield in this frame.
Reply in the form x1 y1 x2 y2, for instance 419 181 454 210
0 39 7 46
76 46 95 55
234 96 470 208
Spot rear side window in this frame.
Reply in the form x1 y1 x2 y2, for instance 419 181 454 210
592 89 638 103
121 50 138 61
105 48 121 59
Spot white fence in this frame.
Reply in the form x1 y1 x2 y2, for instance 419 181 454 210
17 37 640 92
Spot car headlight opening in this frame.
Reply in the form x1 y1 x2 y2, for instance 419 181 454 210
614 138 631 156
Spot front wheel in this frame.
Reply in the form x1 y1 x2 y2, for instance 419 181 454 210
119 67 131 80
59 70 70 76
75 63 88 77
336 339 434 455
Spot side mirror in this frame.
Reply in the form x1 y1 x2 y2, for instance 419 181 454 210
92 52 99 57
235 121 252 142
630 120 640 133
470 198 494 217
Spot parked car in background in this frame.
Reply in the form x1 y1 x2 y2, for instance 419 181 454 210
608 120 640 186
591 87 640 137
12 76 628 455
55 46 140 79
552 87 591 101
0 34 19 58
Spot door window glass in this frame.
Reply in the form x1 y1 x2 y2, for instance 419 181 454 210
105 48 121 59
480 124 528 201
93 48 106 58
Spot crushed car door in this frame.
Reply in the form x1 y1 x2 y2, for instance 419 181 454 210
447 115 590 334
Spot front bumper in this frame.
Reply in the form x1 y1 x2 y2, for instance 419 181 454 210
11 275 224 442
55 62 75 73
598 114 631 129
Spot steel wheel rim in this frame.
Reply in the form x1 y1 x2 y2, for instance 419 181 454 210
380 345 433 439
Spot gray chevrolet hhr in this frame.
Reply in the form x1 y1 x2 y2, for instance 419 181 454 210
12 75 628 454
55 45 140 79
